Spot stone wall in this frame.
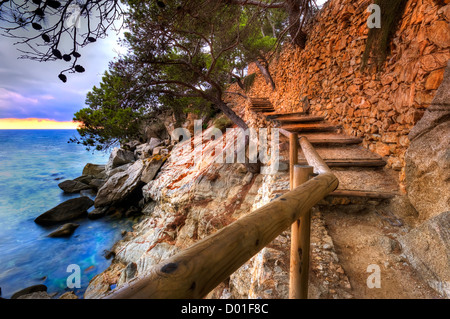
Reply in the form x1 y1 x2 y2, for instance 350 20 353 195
241 0 450 191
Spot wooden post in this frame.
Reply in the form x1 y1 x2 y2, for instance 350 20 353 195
289 164 314 299
289 133 299 189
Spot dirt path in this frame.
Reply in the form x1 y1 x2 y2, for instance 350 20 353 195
320 203 442 299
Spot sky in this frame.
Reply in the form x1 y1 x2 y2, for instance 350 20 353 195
0 8 126 129
0 1 328 129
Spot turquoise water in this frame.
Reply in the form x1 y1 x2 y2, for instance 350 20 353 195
0 130 135 298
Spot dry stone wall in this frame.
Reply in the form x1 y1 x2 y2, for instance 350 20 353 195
240 0 450 191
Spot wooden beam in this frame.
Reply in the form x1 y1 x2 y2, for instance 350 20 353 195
102 173 339 299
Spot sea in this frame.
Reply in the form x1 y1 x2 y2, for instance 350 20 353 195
0 129 136 299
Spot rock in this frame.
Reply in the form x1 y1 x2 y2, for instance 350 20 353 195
59 291 78 299
11 284 47 299
400 211 450 298
88 206 110 220
122 140 141 152
106 148 135 172
95 160 145 208
425 68 445 90
48 223 80 237
134 138 163 159
427 21 450 48
125 206 141 217
106 163 132 178
35 197 94 225
117 262 137 287
82 163 106 176
16 291 52 299
141 155 167 183
88 178 106 191
152 146 169 156
58 180 91 193
73 175 94 184
405 61 450 220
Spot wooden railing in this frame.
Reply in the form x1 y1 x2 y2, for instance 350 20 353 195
102 134 338 299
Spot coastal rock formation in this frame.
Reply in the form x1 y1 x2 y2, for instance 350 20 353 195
95 160 145 208
405 61 450 220
11 284 47 299
47 223 80 237
105 148 135 172
134 137 163 159
140 155 167 183
82 163 106 176
57 180 91 193
34 197 94 225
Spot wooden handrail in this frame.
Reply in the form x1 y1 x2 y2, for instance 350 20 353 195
101 135 338 299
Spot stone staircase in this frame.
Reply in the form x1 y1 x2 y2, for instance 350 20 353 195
250 98 400 200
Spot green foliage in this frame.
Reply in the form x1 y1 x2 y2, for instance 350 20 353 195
362 0 408 69
71 63 154 151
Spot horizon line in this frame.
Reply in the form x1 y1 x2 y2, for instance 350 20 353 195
0 118 81 130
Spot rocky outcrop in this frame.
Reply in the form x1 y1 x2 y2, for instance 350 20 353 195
94 160 145 208
11 285 47 299
82 163 106 176
105 148 135 172
35 197 94 225
134 138 163 159
405 60 450 220
140 155 167 183
47 223 80 237
400 211 450 298
58 180 91 193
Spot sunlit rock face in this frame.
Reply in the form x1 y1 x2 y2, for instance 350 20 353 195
84 127 267 298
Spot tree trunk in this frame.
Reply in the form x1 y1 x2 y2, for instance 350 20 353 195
285 0 307 48
215 99 261 174
254 60 276 91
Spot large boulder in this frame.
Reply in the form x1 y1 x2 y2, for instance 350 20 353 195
82 163 106 176
11 285 47 299
141 155 167 183
48 223 80 237
95 160 145 208
35 197 94 225
405 60 450 220
106 163 132 178
58 180 91 193
106 148 135 172
400 211 450 298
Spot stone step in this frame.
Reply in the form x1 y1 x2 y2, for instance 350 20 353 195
331 168 399 195
274 116 325 123
281 123 340 133
264 111 307 119
327 189 396 199
298 133 363 146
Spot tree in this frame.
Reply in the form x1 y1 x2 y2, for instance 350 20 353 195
0 0 318 81
71 60 155 151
